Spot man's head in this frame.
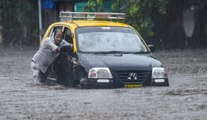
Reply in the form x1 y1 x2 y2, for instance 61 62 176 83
54 30 63 45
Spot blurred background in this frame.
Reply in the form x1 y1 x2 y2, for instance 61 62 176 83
0 0 207 49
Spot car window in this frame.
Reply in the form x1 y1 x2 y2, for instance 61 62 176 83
49 26 63 37
76 27 148 53
63 27 73 44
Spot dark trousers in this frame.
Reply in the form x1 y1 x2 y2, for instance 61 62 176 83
53 53 74 86
39 65 51 83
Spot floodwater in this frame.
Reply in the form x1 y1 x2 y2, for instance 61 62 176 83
0 46 207 120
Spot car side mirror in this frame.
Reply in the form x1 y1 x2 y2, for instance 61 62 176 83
148 44 156 52
60 45 73 53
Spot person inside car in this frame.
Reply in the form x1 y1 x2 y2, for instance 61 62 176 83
31 29 72 85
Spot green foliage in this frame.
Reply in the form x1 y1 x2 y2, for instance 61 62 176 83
86 0 114 12
0 1 21 33
87 0 104 12
86 0 168 37
112 0 168 37
0 0 38 44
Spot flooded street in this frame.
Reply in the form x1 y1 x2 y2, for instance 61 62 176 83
0 46 207 120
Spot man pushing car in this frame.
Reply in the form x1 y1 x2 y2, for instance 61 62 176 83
31 30 72 85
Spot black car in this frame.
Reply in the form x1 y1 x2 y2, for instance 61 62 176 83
47 26 169 88
43 12 169 88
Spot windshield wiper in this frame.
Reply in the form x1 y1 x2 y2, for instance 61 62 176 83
128 51 150 54
93 51 150 54
93 51 129 54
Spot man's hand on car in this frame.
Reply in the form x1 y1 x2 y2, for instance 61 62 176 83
56 48 60 53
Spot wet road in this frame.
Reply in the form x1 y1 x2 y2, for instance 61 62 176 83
0 46 207 120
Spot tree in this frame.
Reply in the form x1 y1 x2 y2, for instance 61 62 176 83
86 0 114 12
0 0 38 46
86 0 168 38
114 0 168 38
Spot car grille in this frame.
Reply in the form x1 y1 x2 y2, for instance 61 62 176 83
115 70 150 83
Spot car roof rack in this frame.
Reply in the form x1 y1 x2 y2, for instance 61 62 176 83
59 11 126 21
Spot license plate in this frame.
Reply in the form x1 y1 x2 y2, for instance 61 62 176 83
124 84 143 88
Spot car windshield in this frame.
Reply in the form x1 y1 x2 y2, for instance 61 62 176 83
76 27 149 53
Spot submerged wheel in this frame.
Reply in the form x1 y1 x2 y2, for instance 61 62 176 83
56 71 74 86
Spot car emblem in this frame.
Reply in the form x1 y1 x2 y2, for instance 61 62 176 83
127 72 138 80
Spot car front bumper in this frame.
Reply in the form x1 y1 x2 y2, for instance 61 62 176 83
80 78 114 88
151 78 169 86
80 77 169 88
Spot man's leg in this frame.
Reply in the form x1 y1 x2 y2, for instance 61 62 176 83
55 53 74 86
31 62 41 84
53 57 62 84
39 66 51 83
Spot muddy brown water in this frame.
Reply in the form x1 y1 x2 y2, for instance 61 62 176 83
0 46 207 120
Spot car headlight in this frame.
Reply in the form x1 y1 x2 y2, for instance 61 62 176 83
152 67 168 79
88 67 113 78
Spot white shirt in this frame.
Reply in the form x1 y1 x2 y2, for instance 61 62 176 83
32 37 71 73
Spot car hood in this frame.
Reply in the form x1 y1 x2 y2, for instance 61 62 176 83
78 53 162 71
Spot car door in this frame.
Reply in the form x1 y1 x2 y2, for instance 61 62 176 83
62 26 73 44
